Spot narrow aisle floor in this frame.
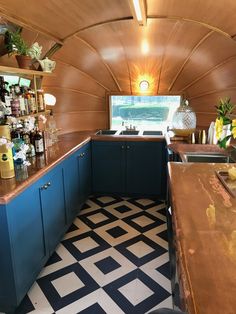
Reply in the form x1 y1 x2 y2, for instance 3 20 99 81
16 196 172 314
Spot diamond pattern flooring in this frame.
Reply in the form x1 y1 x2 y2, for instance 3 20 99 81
14 196 172 314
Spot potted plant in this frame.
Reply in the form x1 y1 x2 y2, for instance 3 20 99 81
5 29 32 69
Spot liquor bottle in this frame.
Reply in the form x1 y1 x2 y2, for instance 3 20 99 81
29 90 37 113
34 128 44 155
23 87 30 115
23 131 36 157
37 89 45 112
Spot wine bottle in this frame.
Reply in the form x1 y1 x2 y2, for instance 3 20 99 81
34 128 44 155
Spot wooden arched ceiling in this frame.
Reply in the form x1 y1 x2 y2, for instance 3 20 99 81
0 0 236 131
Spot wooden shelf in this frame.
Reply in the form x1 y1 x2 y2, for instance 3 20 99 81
0 65 53 76
13 110 51 120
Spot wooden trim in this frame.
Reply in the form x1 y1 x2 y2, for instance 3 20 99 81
43 43 63 59
0 65 54 76
75 36 122 92
195 111 217 115
181 56 236 91
156 20 180 94
0 7 63 44
148 15 231 39
54 110 107 116
63 17 133 41
55 59 110 91
168 31 214 91
43 86 105 99
189 86 236 100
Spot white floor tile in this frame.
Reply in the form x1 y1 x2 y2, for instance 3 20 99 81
87 212 109 224
127 241 154 258
118 278 154 306
73 236 99 253
52 272 84 297
132 215 155 227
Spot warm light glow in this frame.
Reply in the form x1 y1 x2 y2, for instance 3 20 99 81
139 80 149 92
132 0 142 21
44 93 56 106
141 39 149 54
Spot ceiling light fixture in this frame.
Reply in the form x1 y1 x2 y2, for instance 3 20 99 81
139 80 149 92
130 0 147 26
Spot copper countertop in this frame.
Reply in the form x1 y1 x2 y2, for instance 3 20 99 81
91 134 166 142
0 131 92 204
169 162 236 314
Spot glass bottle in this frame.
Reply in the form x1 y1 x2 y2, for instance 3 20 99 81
37 89 45 112
172 99 196 137
34 127 44 155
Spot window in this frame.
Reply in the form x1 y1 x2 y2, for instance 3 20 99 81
110 95 181 131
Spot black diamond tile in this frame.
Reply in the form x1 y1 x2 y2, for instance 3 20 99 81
123 211 164 233
156 261 171 280
62 231 111 261
157 229 168 242
81 203 90 210
115 234 167 267
114 204 132 213
127 198 165 210
103 269 170 314
78 303 107 314
90 195 123 207
45 251 62 267
67 223 79 233
79 209 118 229
107 226 128 238
37 263 99 311
95 256 121 275
157 207 167 216
15 294 35 314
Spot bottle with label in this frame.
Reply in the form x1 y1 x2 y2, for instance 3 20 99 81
37 89 45 112
29 90 37 113
34 128 44 155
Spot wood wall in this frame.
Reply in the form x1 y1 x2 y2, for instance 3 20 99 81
0 0 236 132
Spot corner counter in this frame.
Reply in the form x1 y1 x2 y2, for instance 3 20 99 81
168 162 236 314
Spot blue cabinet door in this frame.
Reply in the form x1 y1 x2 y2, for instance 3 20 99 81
78 142 92 205
126 141 165 196
92 141 126 194
40 165 66 255
6 181 47 305
63 152 80 223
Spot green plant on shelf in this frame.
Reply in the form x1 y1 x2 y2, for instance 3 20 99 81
215 97 236 149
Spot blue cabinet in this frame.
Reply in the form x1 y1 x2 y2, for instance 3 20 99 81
0 142 92 313
40 165 66 255
126 141 166 195
63 142 91 223
78 142 92 204
92 140 167 196
92 141 126 194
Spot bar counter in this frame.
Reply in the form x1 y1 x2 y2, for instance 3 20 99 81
169 162 236 314
0 131 92 204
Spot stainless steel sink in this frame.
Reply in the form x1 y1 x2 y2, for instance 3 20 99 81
119 130 139 135
96 130 117 135
142 130 163 135
183 152 234 163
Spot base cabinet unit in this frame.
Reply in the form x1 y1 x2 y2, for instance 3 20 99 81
40 165 67 255
0 142 92 313
92 140 167 196
78 142 92 205
92 141 126 194
63 142 91 223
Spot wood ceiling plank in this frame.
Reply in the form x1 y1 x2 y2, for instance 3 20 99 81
54 37 119 91
43 62 106 98
148 0 236 35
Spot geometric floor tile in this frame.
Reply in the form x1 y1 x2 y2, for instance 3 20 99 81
104 269 170 314
127 198 165 210
62 231 111 261
115 234 167 266
104 200 143 219
79 247 137 287
15 195 172 314
123 211 165 233
79 208 118 229
94 220 140 246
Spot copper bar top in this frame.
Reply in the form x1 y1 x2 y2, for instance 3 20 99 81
0 131 93 205
168 162 236 314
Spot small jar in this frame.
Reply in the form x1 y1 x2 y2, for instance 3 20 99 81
14 161 28 181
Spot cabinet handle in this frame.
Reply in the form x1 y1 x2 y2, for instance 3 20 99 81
127 145 130 149
47 182 51 187
121 145 124 149
79 153 83 157
41 184 48 190
82 152 85 156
